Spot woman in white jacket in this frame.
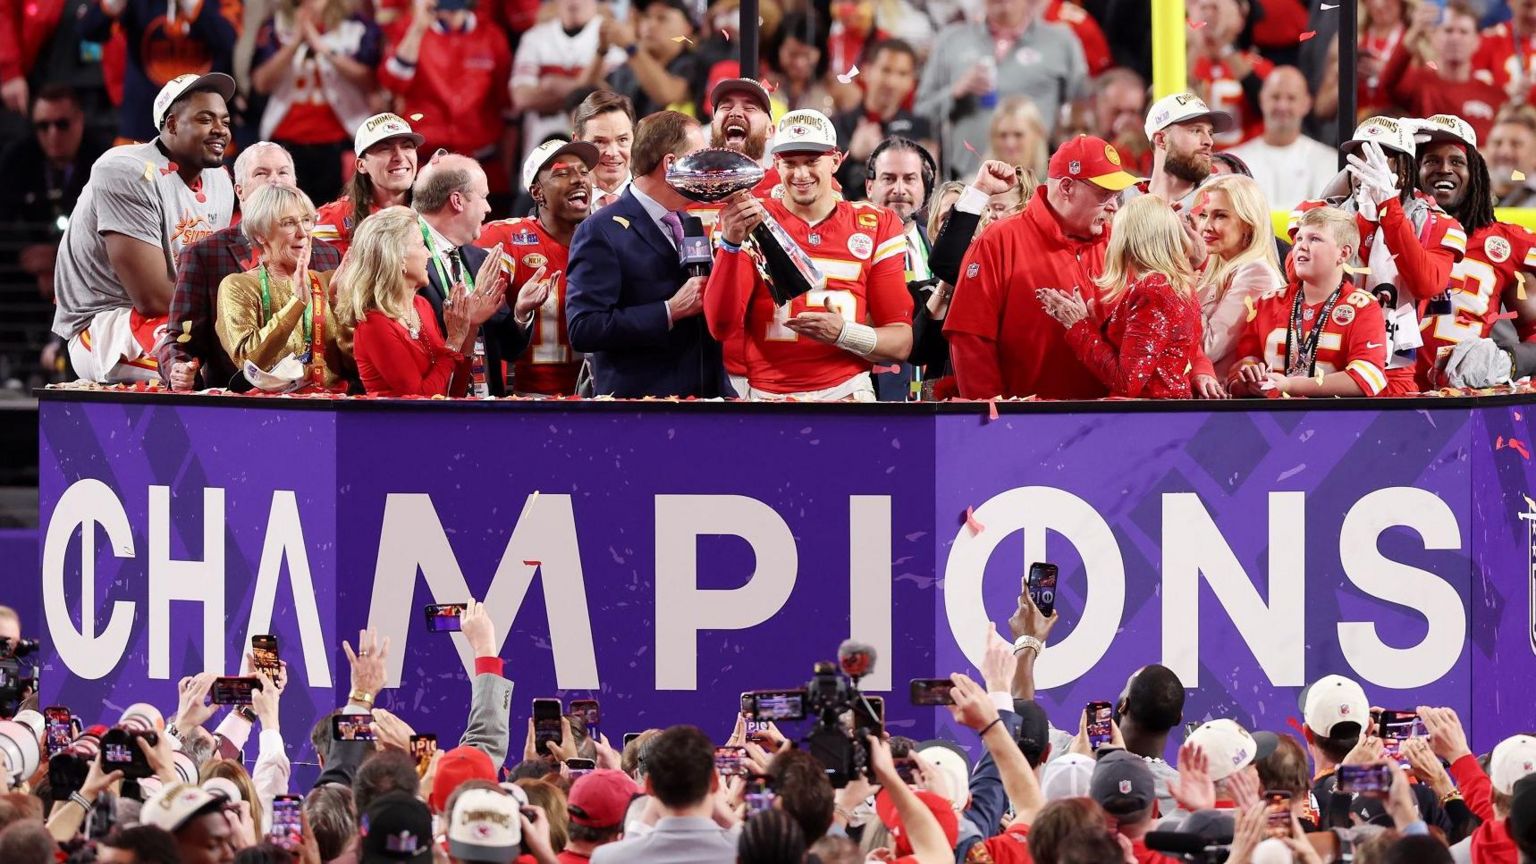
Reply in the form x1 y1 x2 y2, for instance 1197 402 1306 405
1194 174 1286 378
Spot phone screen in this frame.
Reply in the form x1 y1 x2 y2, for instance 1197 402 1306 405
1377 710 1426 763
909 678 956 706
623 732 642 749
533 699 563 756
44 707 73 756
715 745 748 776
570 699 601 732
748 691 807 721
268 795 303 851
424 604 468 632
566 758 596 778
1028 562 1059 618
211 676 261 705
745 776 774 813
1086 701 1114 749
1336 764 1392 795
410 734 437 775
251 635 281 675
1264 791 1292 838
332 714 377 742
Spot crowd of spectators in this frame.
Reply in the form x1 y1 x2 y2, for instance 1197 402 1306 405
11 0 1536 397
2 585 1534 864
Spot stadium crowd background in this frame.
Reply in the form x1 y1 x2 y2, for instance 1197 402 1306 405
13 0 1536 399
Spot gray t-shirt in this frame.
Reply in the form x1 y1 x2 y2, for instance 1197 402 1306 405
52 142 234 339
914 19 1089 180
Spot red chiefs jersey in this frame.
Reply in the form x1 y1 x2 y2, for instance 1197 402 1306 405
1044 0 1112 75
1192 54 1273 148
703 198 911 394
314 197 357 256
1416 221 1536 388
477 216 580 395
1475 23 1536 105
689 167 785 378
1232 282 1390 395
1287 196 1466 301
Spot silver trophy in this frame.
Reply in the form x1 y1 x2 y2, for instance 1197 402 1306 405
667 148 825 305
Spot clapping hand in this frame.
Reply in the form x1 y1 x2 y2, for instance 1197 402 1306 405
1036 287 1089 328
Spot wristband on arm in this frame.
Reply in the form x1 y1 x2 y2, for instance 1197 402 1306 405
835 322 878 357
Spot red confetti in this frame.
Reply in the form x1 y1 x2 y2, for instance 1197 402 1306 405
964 507 986 535
987 398 999 421
1298 30 1317 41
523 560 542 566
1512 439 1532 460
963 140 978 155
1496 310 1520 320
1498 436 1507 449
871 364 902 374
1189 19 1206 28
1426 61 1439 71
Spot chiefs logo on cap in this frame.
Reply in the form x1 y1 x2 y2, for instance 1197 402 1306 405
1104 145 1122 166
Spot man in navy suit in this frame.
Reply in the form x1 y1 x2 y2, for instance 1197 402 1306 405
565 111 731 398
414 154 543 397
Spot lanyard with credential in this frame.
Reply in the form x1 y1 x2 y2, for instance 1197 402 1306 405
259 264 322 367
421 220 473 298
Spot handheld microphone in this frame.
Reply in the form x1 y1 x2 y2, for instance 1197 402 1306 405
680 215 712 279
837 640 877 680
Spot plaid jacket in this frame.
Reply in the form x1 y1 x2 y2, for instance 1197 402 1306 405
153 226 342 388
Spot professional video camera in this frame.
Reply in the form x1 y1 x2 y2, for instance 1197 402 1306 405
739 640 884 788
0 636 40 719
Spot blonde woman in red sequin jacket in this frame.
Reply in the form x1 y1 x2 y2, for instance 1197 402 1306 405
1037 194 1205 399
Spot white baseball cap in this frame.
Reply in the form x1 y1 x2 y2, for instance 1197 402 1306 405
141 782 229 833
771 109 839 155
354 112 426 157
1301 674 1370 739
1185 719 1278 782
1342 116 1417 157
916 741 971 813
0 720 39 787
152 72 236 129
1417 113 1478 149
448 787 522 863
1491 735 1536 795
1144 91 1235 138
1040 752 1095 800
521 139 600 192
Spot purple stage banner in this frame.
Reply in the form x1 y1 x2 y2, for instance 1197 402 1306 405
22 394 1536 767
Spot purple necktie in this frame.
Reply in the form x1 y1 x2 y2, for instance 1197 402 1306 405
660 210 684 249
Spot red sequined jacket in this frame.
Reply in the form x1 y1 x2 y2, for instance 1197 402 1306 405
1062 272 1202 399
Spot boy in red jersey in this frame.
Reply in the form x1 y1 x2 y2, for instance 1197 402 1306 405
706 109 913 401
1289 116 1466 395
1230 207 1389 397
478 140 599 395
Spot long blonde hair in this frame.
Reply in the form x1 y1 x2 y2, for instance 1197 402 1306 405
926 180 967 241
1196 175 1281 297
332 205 422 352
986 97 1050 182
1095 194 1197 305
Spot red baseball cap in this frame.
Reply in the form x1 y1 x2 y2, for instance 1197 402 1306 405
1047 135 1139 191
874 789 960 856
567 769 639 828
428 746 496 813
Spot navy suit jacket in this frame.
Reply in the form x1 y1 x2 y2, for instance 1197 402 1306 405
565 188 729 398
418 241 530 398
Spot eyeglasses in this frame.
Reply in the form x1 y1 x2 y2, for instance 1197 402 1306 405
34 118 74 133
